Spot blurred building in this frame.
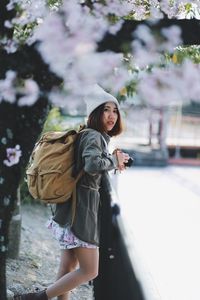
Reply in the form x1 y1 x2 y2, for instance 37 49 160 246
112 102 200 166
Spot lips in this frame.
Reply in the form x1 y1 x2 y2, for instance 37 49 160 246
107 121 114 126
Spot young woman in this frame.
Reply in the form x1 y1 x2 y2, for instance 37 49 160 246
15 85 130 300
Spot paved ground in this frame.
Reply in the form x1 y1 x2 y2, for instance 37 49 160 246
112 166 200 300
7 204 94 300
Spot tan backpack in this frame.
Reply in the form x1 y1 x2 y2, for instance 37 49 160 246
26 129 84 205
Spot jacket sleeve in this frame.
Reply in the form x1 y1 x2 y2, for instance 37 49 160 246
82 132 118 175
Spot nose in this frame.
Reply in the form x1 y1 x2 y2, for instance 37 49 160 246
108 111 115 119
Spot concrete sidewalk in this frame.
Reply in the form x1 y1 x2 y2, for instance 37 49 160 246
113 166 200 300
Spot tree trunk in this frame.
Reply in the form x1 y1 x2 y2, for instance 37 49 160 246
0 189 18 300
0 100 49 299
0 38 61 297
0 252 7 300
7 188 21 259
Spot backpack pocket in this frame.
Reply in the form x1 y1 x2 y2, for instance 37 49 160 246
26 169 39 199
37 169 65 201
26 166 76 204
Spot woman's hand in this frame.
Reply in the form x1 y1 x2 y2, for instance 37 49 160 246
113 149 130 172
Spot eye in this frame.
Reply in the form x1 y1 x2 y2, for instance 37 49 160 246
104 106 112 112
104 106 118 114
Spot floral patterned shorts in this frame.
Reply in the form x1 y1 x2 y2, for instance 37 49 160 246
47 218 98 250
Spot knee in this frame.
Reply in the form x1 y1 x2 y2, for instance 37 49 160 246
82 266 99 281
59 259 78 274
64 263 77 273
90 269 98 280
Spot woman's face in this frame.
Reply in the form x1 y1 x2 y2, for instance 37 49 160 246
102 102 118 132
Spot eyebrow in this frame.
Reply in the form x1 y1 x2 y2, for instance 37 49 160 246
104 105 118 110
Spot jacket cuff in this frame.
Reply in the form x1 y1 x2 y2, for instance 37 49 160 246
110 153 118 168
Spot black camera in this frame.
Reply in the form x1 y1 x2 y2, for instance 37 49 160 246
124 157 134 167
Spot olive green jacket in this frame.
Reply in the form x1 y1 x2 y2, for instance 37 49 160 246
53 129 118 246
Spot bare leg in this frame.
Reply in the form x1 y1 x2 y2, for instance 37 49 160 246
46 247 99 299
56 249 78 300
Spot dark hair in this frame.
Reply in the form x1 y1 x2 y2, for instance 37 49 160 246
87 103 123 137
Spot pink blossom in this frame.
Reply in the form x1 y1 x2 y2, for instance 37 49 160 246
132 25 182 68
0 71 40 106
158 0 200 19
4 20 13 28
181 60 200 102
18 79 39 106
49 88 86 116
1 37 18 53
150 6 164 19
6 0 16 11
4 0 200 113
93 1 132 18
3 145 22 167
9 0 47 26
61 52 129 97
132 5 147 20
0 70 16 103
99 66 131 93
161 26 182 52
137 61 200 108
33 0 132 95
